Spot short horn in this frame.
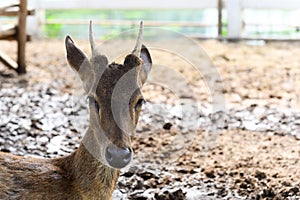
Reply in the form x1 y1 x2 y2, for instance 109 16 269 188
132 21 143 56
89 20 96 56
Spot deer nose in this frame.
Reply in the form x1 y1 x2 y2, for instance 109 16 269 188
105 145 132 169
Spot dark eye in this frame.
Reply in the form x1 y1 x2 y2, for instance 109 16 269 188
88 96 100 111
135 98 145 111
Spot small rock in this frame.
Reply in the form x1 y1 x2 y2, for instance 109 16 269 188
163 122 173 130
205 170 216 179
254 170 267 180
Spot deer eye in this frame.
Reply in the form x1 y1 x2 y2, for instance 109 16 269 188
88 96 100 111
135 98 145 111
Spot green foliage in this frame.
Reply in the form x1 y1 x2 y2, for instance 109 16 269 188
44 9 208 38
44 24 62 38
42 9 300 39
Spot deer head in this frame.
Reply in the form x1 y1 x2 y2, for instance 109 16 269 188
65 21 152 169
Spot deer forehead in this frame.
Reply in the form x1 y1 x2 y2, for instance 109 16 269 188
92 62 141 101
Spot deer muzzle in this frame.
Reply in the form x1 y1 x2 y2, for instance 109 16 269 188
105 144 132 169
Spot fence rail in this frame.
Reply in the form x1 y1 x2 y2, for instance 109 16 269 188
46 19 216 27
36 0 219 10
23 0 300 40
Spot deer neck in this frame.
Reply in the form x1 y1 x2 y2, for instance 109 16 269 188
55 129 120 198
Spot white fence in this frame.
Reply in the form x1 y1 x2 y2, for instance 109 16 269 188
226 0 300 38
26 0 300 39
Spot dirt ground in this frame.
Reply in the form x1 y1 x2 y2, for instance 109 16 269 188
0 38 299 199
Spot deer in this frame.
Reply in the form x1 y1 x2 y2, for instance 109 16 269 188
0 21 152 200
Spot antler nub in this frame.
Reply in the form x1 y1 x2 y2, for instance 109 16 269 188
132 21 143 56
89 20 96 56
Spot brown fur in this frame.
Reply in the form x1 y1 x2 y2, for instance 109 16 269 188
0 143 119 200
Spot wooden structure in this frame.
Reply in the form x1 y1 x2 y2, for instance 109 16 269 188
0 0 34 74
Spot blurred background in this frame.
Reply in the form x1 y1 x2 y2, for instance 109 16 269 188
1 0 300 40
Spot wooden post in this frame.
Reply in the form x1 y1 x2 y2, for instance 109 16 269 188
17 0 27 74
217 0 223 37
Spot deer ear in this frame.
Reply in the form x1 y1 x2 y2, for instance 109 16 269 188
139 44 152 85
65 35 90 72
65 35 93 92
